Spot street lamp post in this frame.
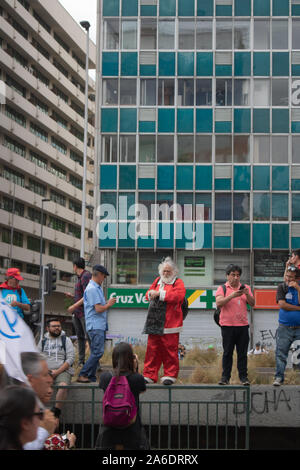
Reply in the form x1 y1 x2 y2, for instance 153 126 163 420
80 20 91 259
39 198 50 300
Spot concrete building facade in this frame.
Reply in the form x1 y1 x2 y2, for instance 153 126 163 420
0 0 96 316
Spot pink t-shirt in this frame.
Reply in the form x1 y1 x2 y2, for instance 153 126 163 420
215 282 252 326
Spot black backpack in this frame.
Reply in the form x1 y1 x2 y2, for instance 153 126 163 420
213 284 226 326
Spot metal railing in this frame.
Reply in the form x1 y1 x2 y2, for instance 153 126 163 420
52 384 250 450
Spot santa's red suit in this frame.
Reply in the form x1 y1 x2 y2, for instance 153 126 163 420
143 276 186 384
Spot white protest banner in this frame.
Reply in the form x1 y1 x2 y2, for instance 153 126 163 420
0 298 38 382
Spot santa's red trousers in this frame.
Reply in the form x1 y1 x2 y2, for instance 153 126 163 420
143 333 179 383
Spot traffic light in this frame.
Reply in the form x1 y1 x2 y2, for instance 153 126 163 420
29 300 41 324
46 263 57 294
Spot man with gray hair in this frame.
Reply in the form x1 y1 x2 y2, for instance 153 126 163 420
21 352 56 450
143 257 186 385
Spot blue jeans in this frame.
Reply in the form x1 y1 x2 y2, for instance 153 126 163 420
79 329 105 382
275 324 300 381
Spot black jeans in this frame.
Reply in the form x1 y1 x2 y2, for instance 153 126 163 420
72 315 90 364
221 325 249 381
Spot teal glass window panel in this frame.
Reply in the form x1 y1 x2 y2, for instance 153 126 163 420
121 53 138 76
234 0 251 16
159 0 176 16
215 178 231 190
253 193 270 220
214 236 231 249
233 224 250 248
140 65 156 76
101 109 118 133
119 192 135 220
272 224 289 249
253 52 270 77
159 52 175 76
139 121 156 132
292 5 300 16
178 52 195 77
215 122 232 133
103 0 119 16
199 223 212 249
196 109 213 132
178 0 195 16
102 52 119 76
216 5 232 16
292 179 300 190
177 166 193 190
157 165 174 189
253 109 270 133
292 65 300 76
120 109 137 133
100 192 117 216
272 53 289 77
234 109 250 133
195 193 212 220
176 223 194 249
137 236 155 248
177 109 194 133
158 108 175 132
196 52 213 76
197 0 213 16
234 166 251 190
272 166 289 190
253 224 270 249
98 222 117 248
195 166 212 190
272 0 289 16
272 109 289 134
215 193 231 220
122 0 138 16
272 194 288 221
234 53 251 77
141 5 157 15
292 194 300 221
100 165 117 190
119 165 136 189
138 178 155 190
253 0 270 16
292 122 300 133
215 65 232 77
118 223 135 248
157 222 174 248
292 237 300 249
253 166 270 190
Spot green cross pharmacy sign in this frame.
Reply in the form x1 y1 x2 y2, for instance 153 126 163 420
107 288 217 310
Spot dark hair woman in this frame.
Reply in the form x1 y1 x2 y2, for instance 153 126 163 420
96 342 149 450
0 385 42 450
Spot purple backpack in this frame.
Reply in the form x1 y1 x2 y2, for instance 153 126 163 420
102 375 137 428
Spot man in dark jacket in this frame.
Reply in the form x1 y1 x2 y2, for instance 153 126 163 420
65 258 91 366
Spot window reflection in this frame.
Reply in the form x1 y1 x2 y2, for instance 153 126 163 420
141 19 157 50
157 135 174 162
272 20 288 49
272 79 289 106
120 79 136 105
177 135 194 162
253 193 270 220
139 135 156 162
233 193 250 220
196 79 212 106
122 20 137 49
140 79 156 106
253 79 270 106
104 19 119 49
216 79 232 106
158 20 175 49
272 136 288 163
195 135 212 163
215 135 232 163
234 136 250 163
178 79 194 106
179 19 195 49
254 20 270 49
102 79 118 105
158 79 174 105
196 20 212 49
234 21 250 49
234 79 250 106
215 193 231 220
216 20 232 50
253 136 270 163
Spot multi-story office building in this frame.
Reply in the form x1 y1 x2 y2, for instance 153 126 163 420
0 0 96 315
96 0 300 347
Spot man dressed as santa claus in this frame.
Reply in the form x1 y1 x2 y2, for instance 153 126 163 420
142 257 186 386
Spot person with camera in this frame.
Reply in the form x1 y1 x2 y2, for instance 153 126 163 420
215 264 255 386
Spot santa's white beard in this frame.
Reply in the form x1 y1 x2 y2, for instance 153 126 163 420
160 274 176 284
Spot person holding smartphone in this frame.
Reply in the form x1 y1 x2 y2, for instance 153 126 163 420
215 264 255 386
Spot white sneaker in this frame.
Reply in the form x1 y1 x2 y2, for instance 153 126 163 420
273 377 283 386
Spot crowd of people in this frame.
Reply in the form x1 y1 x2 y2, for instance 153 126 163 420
1 250 300 450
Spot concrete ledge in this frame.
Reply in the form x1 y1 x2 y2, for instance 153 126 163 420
59 384 300 428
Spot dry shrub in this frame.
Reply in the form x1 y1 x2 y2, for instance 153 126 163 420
182 346 218 367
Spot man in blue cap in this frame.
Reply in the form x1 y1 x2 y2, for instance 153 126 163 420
77 265 116 383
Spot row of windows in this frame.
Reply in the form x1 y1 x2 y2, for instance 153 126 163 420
102 50 297 77
1 227 79 261
2 136 83 189
1 165 86 217
103 17 300 51
99 191 300 222
101 106 294 134
103 0 296 19
103 77 292 107
102 134 300 164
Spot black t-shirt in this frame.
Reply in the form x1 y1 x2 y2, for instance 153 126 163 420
97 371 146 450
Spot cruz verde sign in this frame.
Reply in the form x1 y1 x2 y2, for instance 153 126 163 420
107 288 218 309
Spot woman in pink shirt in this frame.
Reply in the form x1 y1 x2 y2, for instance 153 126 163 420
215 264 255 386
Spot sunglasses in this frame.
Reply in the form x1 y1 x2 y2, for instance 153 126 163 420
287 266 297 272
